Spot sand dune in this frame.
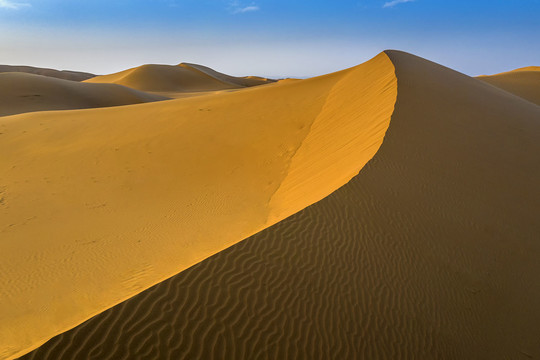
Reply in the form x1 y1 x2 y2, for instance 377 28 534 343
16 50 540 360
1 53 397 359
0 72 168 117
85 63 274 93
477 66 540 105
0 65 95 82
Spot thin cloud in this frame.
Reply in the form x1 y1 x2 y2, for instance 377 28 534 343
383 0 414 8
234 5 259 13
0 0 30 9
229 1 259 14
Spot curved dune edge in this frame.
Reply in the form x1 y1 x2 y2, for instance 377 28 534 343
268 54 396 222
0 54 397 359
477 67 540 106
18 50 540 359
0 65 95 82
179 63 275 87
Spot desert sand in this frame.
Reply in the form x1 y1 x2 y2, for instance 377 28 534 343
477 66 540 105
0 65 95 82
1 51 539 359
0 72 168 117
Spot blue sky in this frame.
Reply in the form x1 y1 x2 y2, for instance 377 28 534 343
0 0 539 77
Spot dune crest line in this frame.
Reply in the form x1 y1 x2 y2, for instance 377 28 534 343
268 53 397 223
477 66 540 106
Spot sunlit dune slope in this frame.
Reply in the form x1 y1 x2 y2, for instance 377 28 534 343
85 62 274 93
19 50 540 360
0 72 168 117
477 66 540 105
0 53 397 359
0 65 95 81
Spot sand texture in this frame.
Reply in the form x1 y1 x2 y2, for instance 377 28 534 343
0 72 168 117
16 50 540 360
0 65 95 82
1 54 397 359
85 63 274 93
477 66 540 105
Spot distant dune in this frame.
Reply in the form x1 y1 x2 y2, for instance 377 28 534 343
2 51 540 360
85 63 275 93
0 65 95 82
477 66 540 105
182 63 275 87
0 72 168 117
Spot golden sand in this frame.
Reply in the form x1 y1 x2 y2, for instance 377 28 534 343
477 66 540 105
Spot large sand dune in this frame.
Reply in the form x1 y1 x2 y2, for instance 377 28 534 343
0 65 94 82
85 63 274 93
477 66 540 105
2 51 539 359
0 72 168 117
17 50 540 360
1 53 397 359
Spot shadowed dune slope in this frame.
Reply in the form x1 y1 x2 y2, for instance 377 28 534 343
0 65 95 81
0 72 168 117
85 63 273 93
19 50 540 360
477 66 540 105
1 54 397 359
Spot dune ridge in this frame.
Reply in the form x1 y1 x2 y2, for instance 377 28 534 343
180 63 276 87
18 50 540 360
0 65 95 82
268 58 396 222
477 66 540 105
85 63 274 93
0 72 168 117
1 54 397 359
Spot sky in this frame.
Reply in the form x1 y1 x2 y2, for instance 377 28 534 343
0 0 539 77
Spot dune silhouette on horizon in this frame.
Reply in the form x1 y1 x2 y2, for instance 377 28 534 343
84 63 275 94
0 72 168 117
0 65 95 82
477 66 540 105
1 51 539 360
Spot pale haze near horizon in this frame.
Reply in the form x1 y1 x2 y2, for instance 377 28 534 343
1 0 539 78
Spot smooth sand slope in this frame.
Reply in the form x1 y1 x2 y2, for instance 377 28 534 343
478 66 540 105
0 65 94 82
0 72 168 117
18 50 540 360
0 54 397 359
85 63 274 94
